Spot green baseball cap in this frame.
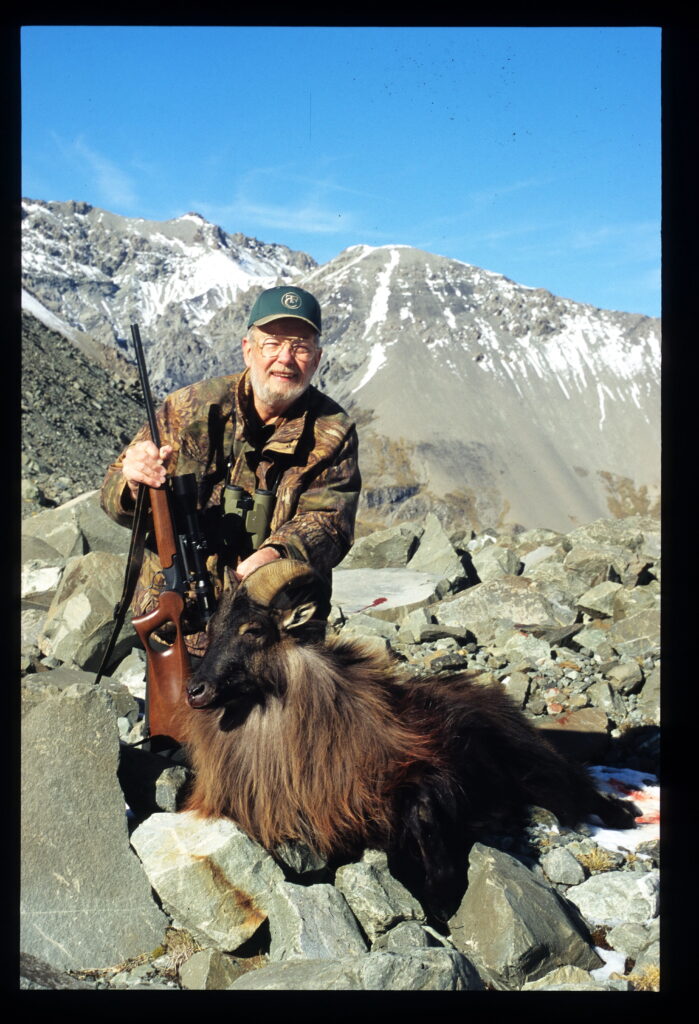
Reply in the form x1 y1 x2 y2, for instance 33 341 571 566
247 286 322 333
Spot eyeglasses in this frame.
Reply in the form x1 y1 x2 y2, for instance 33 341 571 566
255 336 318 359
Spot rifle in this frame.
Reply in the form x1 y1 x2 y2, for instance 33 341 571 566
130 324 217 750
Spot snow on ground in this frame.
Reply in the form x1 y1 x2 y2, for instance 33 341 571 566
587 766 660 852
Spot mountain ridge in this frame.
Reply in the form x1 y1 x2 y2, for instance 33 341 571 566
22 198 660 533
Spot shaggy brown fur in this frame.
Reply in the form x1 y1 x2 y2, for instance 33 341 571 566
179 575 638 920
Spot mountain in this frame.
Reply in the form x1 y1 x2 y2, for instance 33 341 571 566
22 198 660 534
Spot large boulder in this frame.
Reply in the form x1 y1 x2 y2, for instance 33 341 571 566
37 550 134 670
130 812 284 951
448 844 603 990
21 684 168 971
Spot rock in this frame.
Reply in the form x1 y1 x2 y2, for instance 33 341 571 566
331 567 444 623
577 581 623 617
21 503 85 560
605 660 644 694
71 489 133 554
21 686 168 971
470 543 522 581
229 950 484 990
521 965 628 991
607 608 661 659
38 551 135 670
340 521 423 568
564 869 660 927
19 952 96 990
535 708 611 762
448 844 603 990
372 921 443 952
267 882 367 961
637 664 661 721
606 919 659 960
178 948 246 990
334 849 425 943
272 840 329 880
499 670 530 708
407 513 468 594
21 560 65 609
432 576 570 645
129 811 284 951
118 743 189 818
540 847 586 886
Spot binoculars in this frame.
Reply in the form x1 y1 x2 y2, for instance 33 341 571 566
222 483 276 552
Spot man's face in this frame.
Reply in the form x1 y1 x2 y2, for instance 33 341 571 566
243 318 322 413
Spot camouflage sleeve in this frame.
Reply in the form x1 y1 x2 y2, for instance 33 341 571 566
99 388 191 527
262 426 361 575
100 420 152 527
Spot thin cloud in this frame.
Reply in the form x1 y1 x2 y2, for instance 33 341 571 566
54 133 138 209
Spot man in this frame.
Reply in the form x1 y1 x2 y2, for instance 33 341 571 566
101 285 360 655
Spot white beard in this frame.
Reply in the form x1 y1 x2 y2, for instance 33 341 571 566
248 362 310 411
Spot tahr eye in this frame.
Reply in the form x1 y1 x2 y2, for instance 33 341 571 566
238 622 263 637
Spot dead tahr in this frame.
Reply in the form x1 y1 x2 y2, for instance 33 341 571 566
179 561 637 921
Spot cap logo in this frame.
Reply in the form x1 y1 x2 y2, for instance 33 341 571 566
281 291 302 310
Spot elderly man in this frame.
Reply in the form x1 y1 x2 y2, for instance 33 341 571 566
101 285 360 656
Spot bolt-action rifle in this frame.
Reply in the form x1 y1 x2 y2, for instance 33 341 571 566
129 324 217 749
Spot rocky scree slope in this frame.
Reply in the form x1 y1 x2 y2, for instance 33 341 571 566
21 311 146 514
21 495 660 992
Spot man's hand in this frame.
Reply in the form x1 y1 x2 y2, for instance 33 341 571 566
122 440 174 500
235 546 282 580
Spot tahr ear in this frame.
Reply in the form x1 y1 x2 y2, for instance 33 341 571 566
280 601 317 632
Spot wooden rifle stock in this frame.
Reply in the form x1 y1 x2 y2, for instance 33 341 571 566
132 484 191 746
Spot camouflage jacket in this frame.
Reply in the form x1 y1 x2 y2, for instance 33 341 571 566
101 370 361 653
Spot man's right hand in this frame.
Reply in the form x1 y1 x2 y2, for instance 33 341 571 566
122 441 174 500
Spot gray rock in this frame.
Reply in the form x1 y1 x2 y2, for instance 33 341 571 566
499 670 530 708
272 840 329 879
339 612 401 641
519 544 559 574
562 544 629 586
21 560 65 608
267 882 367 961
607 608 661 659
178 948 246 989
38 550 134 670
230 950 484 990
637 664 661 721
372 920 443 952
22 502 86 561
522 965 631 991
130 811 284 951
577 581 624 618
407 513 468 594
21 686 168 971
606 919 659 960
331 567 444 623
334 849 425 943
448 844 603 990
540 847 586 886
118 743 188 817
72 489 133 554
565 869 660 926
605 660 644 694
471 543 521 581
433 576 570 645
19 952 96 990
340 521 423 569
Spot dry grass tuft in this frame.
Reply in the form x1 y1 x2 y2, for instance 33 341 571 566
627 963 660 992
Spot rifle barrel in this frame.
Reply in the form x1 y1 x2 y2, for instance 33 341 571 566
131 323 162 449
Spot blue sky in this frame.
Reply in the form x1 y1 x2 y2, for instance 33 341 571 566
21 25 660 317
